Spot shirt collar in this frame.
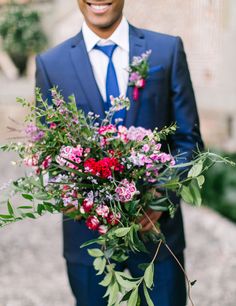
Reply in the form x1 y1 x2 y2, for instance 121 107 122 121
82 16 129 52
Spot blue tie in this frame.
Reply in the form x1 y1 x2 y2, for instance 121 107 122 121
94 44 125 124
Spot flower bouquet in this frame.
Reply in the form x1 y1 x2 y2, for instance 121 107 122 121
0 88 234 306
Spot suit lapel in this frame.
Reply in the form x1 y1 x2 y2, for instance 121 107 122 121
125 25 147 127
70 31 105 118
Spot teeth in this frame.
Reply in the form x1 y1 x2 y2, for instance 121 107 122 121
91 4 109 11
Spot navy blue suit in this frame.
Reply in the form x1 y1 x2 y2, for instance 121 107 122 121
36 24 203 306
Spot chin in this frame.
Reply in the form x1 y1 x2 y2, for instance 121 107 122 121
87 14 121 30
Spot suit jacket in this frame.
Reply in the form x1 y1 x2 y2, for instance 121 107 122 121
35 24 204 265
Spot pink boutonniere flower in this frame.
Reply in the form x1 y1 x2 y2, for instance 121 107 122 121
128 50 152 101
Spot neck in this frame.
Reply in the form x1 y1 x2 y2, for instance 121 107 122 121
85 16 123 39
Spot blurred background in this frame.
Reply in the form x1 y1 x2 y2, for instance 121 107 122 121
0 0 235 305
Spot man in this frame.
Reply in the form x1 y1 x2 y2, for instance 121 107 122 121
36 1 203 305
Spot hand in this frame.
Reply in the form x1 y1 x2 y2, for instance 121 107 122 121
61 205 82 221
139 208 162 232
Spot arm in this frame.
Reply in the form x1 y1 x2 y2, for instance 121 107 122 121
170 37 204 162
35 54 52 103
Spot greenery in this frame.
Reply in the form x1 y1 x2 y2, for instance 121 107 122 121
0 2 47 74
202 151 236 223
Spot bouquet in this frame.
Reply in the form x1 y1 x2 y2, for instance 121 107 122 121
0 88 234 306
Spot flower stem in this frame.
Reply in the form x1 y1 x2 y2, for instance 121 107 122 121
141 208 195 306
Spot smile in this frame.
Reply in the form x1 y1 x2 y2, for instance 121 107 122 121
87 2 112 14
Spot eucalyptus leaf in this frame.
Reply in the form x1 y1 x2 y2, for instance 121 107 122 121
7 201 14 216
143 283 154 306
88 248 104 257
180 185 194 204
22 194 33 201
108 282 119 306
128 287 139 306
99 272 113 287
115 272 139 289
144 263 154 289
114 227 131 237
197 175 205 188
188 162 203 178
189 179 202 206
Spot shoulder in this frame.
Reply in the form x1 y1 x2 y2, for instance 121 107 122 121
130 24 182 51
143 28 182 48
36 33 80 65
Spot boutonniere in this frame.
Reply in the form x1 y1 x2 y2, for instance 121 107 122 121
128 50 152 101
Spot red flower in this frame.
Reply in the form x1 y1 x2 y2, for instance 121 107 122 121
107 212 121 225
86 216 100 230
82 199 94 213
84 157 124 179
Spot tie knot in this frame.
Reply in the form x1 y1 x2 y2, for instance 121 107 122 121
94 44 118 59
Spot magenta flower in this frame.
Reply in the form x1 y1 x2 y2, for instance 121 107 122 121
115 179 137 203
86 216 100 230
129 72 141 83
98 225 108 235
96 204 109 218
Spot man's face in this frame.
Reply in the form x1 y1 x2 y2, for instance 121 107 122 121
78 0 125 30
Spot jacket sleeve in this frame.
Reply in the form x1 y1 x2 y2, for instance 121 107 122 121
169 37 204 163
35 54 52 104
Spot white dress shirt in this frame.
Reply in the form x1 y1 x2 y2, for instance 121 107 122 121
82 17 129 102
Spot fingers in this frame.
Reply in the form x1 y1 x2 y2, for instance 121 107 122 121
61 205 81 220
139 210 162 232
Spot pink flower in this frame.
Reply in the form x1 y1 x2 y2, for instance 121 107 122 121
98 225 108 235
41 155 52 170
127 126 152 142
142 144 150 153
72 145 83 157
98 124 117 135
50 123 57 129
82 199 94 213
107 212 121 225
96 205 109 218
118 126 128 143
158 153 172 163
129 72 141 83
86 216 100 230
136 78 146 88
115 179 137 203
24 154 39 167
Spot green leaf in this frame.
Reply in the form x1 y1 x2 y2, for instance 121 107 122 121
188 162 203 178
149 197 168 206
143 283 154 306
148 205 169 212
34 193 52 201
108 282 119 306
25 213 36 219
93 257 106 275
37 204 44 215
7 201 14 216
189 179 202 206
128 287 139 306
197 175 205 188
18 206 33 210
180 185 194 204
80 237 105 248
115 272 139 289
0 214 14 219
88 248 104 257
144 263 154 289
22 194 33 201
99 272 113 287
114 227 131 237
